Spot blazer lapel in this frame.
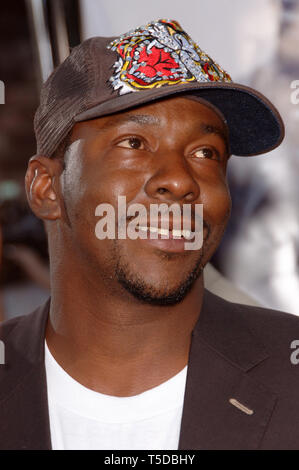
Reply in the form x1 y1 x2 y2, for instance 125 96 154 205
0 300 52 450
178 290 278 450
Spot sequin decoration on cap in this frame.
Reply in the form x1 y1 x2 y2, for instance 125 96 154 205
107 19 232 95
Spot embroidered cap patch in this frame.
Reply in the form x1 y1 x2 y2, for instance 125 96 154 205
107 19 232 96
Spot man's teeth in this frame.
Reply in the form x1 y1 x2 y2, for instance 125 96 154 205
138 226 192 238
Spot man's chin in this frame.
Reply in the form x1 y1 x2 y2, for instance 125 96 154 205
115 257 204 306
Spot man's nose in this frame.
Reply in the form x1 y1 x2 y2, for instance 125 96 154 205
144 151 200 203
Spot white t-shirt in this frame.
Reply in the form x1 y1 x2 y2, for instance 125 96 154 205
44 341 188 450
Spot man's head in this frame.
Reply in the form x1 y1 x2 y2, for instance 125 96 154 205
25 19 284 306
26 95 231 305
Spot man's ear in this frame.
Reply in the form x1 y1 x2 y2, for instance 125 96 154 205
25 155 63 221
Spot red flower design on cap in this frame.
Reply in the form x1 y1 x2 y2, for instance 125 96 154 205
126 45 180 86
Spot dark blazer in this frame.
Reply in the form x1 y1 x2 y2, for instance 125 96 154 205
1 289 299 450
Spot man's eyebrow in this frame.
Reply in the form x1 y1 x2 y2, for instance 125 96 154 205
200 123 228 142
97 114 160 131
199 122 230 153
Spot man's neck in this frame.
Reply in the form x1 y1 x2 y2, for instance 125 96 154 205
46 270 204 397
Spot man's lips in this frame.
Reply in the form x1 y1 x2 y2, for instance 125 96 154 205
134 226 208 253
137 225 194 240
122 221 209 254
125 217 199 237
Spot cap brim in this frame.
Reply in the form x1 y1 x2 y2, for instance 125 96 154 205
74 81 284 157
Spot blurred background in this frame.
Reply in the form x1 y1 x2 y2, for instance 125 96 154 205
1 0 299 321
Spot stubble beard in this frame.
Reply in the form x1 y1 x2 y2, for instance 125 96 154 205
112 240 207 306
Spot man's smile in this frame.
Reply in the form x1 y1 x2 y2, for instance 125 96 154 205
122 221 210 254
137 225 193 238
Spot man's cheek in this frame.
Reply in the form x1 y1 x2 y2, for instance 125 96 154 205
220 193 232 223
213 184 231 220
203 190 231 223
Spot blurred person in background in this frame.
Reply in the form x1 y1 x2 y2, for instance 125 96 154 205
0 1 50 320
217 0 299 313
0 183 50 320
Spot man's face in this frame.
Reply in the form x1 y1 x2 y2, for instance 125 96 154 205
58 96 231 305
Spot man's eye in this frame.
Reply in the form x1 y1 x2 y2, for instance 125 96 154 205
116 137 144 150
193 147 218 160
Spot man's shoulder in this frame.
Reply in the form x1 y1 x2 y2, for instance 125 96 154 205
205 288 299 324
203 289 299 350
0 306 47 339
228 293 298 326
0 299 50 364
0 312 29 338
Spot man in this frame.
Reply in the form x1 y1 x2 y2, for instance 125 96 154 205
0 19 299 450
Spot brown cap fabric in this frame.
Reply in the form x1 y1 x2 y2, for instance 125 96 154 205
34 19 284 157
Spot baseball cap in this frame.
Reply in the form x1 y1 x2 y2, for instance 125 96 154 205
34 19 284 158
